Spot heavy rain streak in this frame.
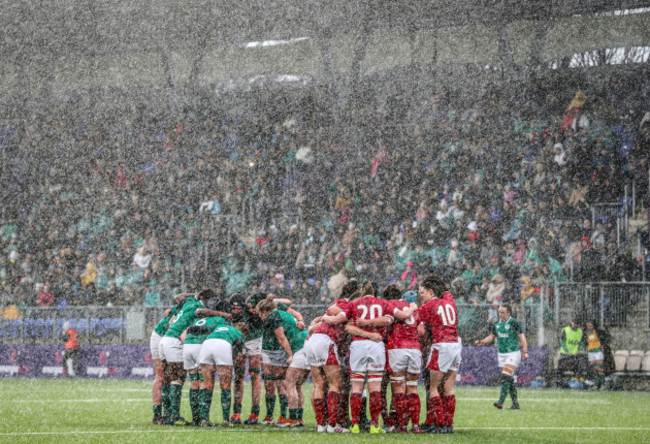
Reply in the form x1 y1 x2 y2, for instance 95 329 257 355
0 1 649 443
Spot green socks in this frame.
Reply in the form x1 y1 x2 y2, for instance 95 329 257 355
498 378 511 405
509 381 518 404
199 389 213 421
251 404 260 416
233 402 242 414
170 383 183 420
221 389 232 422
265 395 276 418
161 384 171 419
190 388 200 424
279 394 288 418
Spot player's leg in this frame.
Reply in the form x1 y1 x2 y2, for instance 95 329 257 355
337 353 351 428
390 370 408 432
311 367 328 431
217 365 234 426
161 359 173 424
296 370 309 425
380 372 396 432
367 372 386 433
348 376 366 433
245 353 263 424
496 365 516 408
406 372 422 432
441 370 458 431
187 369 202 425
152 358 164 424
282 366 308 427
261 362 277 424
323 364 342 430
169 362 188 425
274 365 289 424
231 353 246 424
199 363 216 426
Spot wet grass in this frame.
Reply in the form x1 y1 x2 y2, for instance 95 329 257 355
0 379 648 443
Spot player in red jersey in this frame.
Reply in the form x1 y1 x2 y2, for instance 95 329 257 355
344 282 394 434
304 280 360 433
418 274 461 434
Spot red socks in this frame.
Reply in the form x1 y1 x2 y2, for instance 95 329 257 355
407 393 421 426
313 398 326 425
426 396 444 427
393 393 409 428
443 394 456 426
369 391 383 427
350 393 362 425
327 391 340 426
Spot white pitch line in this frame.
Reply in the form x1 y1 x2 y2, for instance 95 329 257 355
1 427 649 436
11 398 150 403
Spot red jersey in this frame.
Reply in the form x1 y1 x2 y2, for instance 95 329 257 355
418 291 459 344
386 300 420 350
313 298 350 342
347 295 393 342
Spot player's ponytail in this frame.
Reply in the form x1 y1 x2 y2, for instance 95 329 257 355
361 282 375 297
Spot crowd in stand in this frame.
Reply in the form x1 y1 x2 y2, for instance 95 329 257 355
1 75 649 325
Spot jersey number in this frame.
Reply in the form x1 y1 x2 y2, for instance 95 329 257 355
437 304 456 326
195 318 206 326
359 304 383 319
171 310 183 323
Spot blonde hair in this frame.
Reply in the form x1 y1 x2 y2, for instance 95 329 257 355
361 282 375 297
255 293 277 314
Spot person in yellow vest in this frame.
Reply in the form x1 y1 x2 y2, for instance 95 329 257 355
62 322 82 377
585 320 613 390
556 320 586 387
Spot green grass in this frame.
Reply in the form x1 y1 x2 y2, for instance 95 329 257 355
0 379 648 444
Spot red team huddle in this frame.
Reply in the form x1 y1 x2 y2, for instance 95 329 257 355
152 273 460 434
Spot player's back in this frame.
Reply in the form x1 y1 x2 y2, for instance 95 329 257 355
420 292 458 344
386 300 420 350
348 295 392 341
313 298 349 341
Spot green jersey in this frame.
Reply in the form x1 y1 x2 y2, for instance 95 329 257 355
234 302 289 342
153 305 180 336
164 297 205 339
492 317 523 354
205 324 245 345
262 309 305 353
184 316 229 345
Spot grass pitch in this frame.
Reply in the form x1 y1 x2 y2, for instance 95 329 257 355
0 379 648 444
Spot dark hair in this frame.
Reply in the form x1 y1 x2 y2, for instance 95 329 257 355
420 274 447 298
197 289 216 302
382 284 402 301
341 279 360 300
229 293 246 307
500 304 512 315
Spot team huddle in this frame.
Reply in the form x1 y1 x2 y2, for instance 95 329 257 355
149 273 527 434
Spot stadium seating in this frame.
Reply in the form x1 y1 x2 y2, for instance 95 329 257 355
613 350 629 372
641 352 650 373
627 350 644 372
9 319 23 338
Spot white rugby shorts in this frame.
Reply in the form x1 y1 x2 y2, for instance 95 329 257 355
183 343 203 371
159 336 184 363
261 349 289 367
349 340 386 373
303 334 339 367
150 331 163 361
242 337 262 356
387 348 422 374
199 338 234 366
426 341 462 373
497 350 522 369
588 351 604 363
289 348 310 371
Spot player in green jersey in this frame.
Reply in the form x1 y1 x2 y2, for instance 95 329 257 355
255 294 306 426
151 293 194 425
159 289 232 426
181 300 231 426
198 322 248 426
475 304 528 410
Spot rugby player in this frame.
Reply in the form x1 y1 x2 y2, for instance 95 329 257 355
475 304 528 410
418 274 461 433
158 289 232 425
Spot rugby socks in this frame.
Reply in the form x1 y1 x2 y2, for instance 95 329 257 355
169 383 183 420
427 396 444 427
265 394 276 419
297 408 303 420
199 389 213 421
509 381 518 405
233 402 242 415
313 398 326 425
350 393 362 425
161 384 171 419
189 388 200 424
153 404 162 416
499 374 513 405
251 404 260 416
407 393 421 426
369 391 383 427
393 393 408 428
279 394 288 419
221 389 232 422
289 408 300 421
443 395 456 426
327 391 340 426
